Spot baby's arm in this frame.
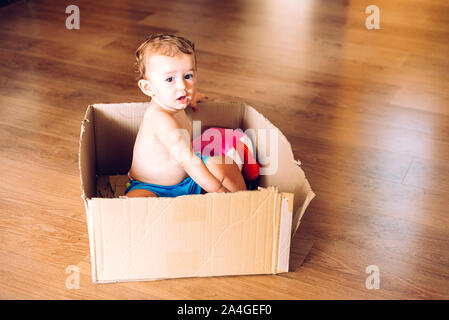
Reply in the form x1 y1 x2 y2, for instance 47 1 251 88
153 112 229 193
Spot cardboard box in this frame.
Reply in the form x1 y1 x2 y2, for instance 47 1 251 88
79 101 315 283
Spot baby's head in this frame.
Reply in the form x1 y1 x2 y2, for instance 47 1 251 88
135 33 197 112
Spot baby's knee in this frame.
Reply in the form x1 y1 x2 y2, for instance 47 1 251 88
207 155 235 167
207 156 247 191
206 156 238 178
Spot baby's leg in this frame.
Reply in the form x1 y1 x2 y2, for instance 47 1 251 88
126 189 158 198
206 155 247 192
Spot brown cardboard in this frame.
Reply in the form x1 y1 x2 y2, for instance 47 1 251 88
79 101 315 283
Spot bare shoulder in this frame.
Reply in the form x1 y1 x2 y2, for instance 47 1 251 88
144 106 181 138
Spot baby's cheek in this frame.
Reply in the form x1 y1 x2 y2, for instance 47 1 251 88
190 84 197 95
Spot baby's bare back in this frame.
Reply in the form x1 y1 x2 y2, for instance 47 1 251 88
128 107 193 186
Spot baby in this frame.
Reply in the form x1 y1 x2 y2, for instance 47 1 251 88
125 34 247 198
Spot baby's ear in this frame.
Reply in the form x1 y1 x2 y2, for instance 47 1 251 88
138 79 154 97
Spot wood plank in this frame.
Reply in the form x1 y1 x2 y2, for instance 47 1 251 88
1 0 448 299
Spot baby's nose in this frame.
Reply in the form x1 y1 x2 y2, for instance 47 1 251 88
176 78 186 90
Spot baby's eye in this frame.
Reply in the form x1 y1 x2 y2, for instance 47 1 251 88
165 77 173 83
184 74 194 80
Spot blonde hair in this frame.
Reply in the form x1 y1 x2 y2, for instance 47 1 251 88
135 33 196 80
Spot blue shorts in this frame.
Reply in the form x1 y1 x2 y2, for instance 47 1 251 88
124 152 210 198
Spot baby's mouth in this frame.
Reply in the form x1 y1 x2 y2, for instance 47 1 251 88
177 95 188 103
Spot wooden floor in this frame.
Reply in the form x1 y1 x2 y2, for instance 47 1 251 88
1 0 448 299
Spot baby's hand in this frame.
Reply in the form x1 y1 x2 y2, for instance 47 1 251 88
189 91 208 112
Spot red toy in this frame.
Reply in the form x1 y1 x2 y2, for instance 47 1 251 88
193 128 260 181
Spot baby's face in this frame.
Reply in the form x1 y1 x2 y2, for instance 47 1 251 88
144 53 196 112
